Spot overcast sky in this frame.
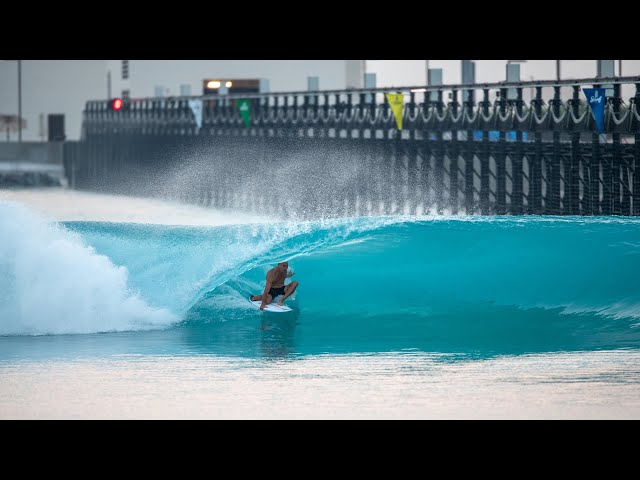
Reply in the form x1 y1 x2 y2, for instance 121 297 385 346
366 60 640 87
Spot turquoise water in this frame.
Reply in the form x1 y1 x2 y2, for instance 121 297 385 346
2 199 640 418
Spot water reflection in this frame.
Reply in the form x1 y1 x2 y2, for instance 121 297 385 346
177 305 300 359
258 310 301 360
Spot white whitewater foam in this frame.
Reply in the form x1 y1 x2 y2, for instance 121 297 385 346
0 199 180 335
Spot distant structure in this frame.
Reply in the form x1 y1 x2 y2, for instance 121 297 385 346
2 60 637 142
65 74 640 217
0 60 364 142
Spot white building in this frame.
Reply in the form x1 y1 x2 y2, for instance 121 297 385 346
1 60 638 142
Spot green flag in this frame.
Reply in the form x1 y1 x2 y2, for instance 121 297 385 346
237 99 251 128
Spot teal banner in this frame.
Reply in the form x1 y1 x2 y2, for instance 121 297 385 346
582 88 606 134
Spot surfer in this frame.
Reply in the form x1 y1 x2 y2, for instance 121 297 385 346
250 261 299 310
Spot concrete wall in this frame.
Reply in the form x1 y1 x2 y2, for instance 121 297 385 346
0 141 65 186
0 141 63 165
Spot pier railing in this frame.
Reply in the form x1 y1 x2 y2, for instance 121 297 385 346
65 76 640 217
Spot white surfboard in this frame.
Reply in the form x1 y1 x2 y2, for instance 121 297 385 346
249 295 293 313
249 270 296 312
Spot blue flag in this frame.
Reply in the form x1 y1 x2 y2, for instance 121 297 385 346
582 88 606 134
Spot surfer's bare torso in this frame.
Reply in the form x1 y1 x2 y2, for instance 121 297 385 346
267 267 286 288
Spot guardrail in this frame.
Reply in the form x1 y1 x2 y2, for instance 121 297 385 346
66 76 640 217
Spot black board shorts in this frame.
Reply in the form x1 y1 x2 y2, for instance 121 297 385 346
268 286 286 298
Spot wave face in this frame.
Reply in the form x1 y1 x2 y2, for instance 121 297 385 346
3 198 640 356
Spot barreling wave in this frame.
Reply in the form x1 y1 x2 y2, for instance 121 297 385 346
2 198 640 354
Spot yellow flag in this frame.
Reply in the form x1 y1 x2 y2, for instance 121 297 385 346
385 92 404 130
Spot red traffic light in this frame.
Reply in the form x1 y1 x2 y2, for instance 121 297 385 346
112 98 123 111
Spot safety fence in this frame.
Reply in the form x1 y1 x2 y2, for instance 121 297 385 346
65 76 640 217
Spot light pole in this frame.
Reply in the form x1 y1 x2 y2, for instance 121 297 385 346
18 60 22 143
506 60 526 100
556 60 561 81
